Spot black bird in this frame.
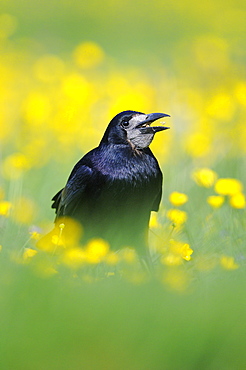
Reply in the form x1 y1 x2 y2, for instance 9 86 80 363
50 111 170 260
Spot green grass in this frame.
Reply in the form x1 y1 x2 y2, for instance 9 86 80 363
1 259 246 370
1 0 246 368
1 156 246 369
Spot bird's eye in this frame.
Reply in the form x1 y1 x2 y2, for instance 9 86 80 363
122 119 129 127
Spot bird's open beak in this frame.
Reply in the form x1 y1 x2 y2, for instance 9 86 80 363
136 112 170 134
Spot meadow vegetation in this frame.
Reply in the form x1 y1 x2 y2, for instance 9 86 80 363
0 2 246 368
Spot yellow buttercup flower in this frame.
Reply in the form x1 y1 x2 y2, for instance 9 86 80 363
23 248 38 260
215 178 243 196
85 238 110 264
169 239 194 261
0 201 12 217
29 231 40 240
149 212 160 228
57 217 83 247
169 191 188 206
207 195 224 208
192 168 217 188
229 193 245 209
166 209 187 225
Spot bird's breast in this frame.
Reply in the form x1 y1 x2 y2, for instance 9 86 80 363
95 148 159 183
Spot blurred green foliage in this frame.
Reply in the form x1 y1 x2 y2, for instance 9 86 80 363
1 0 246 61
1 261 246 369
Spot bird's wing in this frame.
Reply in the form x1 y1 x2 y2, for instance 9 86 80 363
151 169 163 212
51 164 93 218
51 189 63 213
152 187 162 212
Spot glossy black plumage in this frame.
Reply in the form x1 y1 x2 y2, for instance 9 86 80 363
51 110 170 255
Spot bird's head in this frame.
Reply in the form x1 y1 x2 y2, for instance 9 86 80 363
100 110 170 149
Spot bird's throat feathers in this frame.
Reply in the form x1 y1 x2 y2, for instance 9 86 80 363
127 138 146 156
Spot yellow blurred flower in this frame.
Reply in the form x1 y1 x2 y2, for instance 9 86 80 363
206 92 235 121
235 82 246 106
59 223 65 230
207 195 225 208
163 270 189 292
51 235 64 247
215 178 243 196
33 54 65 82
3 153 30 180
121 248 137 264
192 168 217 187
104 252 120 265
62 247 86 268
37 230 64 253
85 238 110 264
185 132 211 157
0 201 12 217
220 256 239 270
23 248 38 260
23 92 52 125
0 116 9 142
229 193 245 209
22 138 50 168
37 218 82 253
29 231 40 240
110 90 152 117
57 217 83 247
73 41 105 69
149 212 160 228
169 191 188 206
166 209 187 225
62 73 92 103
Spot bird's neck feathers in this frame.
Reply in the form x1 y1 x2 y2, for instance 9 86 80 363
100 126 125 146
99 140 151 158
